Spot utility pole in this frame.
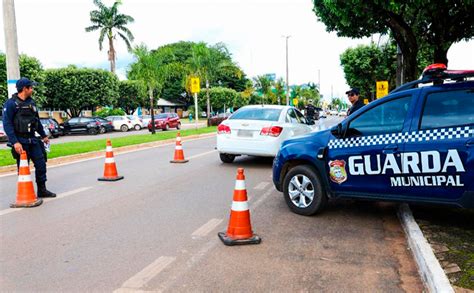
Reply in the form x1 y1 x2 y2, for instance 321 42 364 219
3 0 21 98
283 35 291 106
396 44 403 87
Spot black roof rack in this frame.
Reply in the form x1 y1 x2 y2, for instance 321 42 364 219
390 69 474 94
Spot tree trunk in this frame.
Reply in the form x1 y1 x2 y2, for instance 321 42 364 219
108 36 116 74
149 88 155 134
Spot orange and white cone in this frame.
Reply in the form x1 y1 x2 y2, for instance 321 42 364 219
10 151 43 208
218 168 261 246
98 139 124 181
170 132 188 163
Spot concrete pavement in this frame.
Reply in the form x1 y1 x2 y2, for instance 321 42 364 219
0 118 422 292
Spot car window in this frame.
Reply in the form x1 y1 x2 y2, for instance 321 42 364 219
420 89 474 129
156 114 167 119
69 118 79 123
294 109 306 124
286 109 298 124
349 96 412 136
229 108 282 121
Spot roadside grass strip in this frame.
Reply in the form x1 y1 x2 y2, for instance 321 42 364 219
0 127 217 167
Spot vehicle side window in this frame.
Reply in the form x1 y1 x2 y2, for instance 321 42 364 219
348 95 412 136
294 109 306 124
420 89 474 129
69 118 79 123
287 109 298 124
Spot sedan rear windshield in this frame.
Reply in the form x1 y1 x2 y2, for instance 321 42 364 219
229 108 282 121
155 114 168 119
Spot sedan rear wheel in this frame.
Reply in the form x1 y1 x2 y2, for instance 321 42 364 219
219 153 235 163
134 124 141 131
99 126 106 134
283 165 327 215
176 122 181 130
164 124 169 131
120 124 129 132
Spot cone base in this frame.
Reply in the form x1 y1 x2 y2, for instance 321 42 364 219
98 176 124 182
218 231 261 246
10 198 43 208
170 159 189 163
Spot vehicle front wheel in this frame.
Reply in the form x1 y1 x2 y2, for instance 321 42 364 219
164 124 169 131
134 124 141 131
88 128 98 135
120 124 129 132
219 153 235 163
283 165 327 216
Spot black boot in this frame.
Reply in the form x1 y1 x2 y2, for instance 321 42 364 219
37 182 56 198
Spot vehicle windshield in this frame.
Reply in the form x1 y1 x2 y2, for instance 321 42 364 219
155 114 168 119
229 108 282 121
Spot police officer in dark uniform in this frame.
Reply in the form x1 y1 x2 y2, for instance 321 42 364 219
345 88 365 116
305 101 316 124
2 78 56 197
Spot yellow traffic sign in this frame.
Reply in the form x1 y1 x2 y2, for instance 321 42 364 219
376 81 389 98
363 98 369 105
293 98 298 106
190 77 200 93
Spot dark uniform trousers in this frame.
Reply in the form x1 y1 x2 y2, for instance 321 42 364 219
14 138 47 183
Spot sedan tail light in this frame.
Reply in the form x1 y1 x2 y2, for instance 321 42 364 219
96 121 101 125
217 123 231 134
108 121 112 125
260 126 283 137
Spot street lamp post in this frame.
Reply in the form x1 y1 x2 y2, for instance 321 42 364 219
2 0 20 98
283 35 291 106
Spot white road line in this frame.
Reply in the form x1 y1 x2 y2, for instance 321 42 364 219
115 256 176 292
0 186 93 216
0 135 216 178
186 150 217 160
254 181 270 190
191 218 223 238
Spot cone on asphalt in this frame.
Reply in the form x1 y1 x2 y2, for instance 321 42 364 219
170 132 188 163
10 151 43 208
98 139 124 181
218 168 261 246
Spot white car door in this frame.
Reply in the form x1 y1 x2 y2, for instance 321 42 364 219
294 108 313 134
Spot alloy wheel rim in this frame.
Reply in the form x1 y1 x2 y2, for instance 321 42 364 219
288 174 315 208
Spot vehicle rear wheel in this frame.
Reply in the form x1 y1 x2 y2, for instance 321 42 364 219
88 128 98 135
120 124 129 132
164 124 169 131
134 124 141 131
283 165 327 216
219 153 235 163
99 126 106 134
176 122 181 130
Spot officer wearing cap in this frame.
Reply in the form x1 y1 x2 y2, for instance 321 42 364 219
2 78 56 198
345 88 365 116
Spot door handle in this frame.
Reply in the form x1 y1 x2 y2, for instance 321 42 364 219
466 139 474 147
383 144 398 154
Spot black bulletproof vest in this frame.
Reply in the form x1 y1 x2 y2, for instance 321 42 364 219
13 97 38 136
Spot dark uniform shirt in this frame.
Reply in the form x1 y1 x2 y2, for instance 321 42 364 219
347 99 365 116
2 93 47 145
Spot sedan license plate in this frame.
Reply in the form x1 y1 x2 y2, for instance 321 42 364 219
238 130 253 138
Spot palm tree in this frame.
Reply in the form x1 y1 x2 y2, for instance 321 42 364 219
253 75 273 105
85 0 134 73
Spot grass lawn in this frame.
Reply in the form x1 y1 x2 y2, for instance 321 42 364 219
0 127 216 167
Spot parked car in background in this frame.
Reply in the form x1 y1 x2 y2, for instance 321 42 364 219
338 111 347 117
92 117 114 134
63 117 101 135
148 113 181 131
127 115 143 131
51 118 65 136
216 105 313 163
106 116 134 132
0 121 8 142
329 110 338 116
141 115 152 128
40 118 61 138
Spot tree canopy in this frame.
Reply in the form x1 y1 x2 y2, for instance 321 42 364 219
116 80 147 114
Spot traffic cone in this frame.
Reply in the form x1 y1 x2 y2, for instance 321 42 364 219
98 139 124 181
218 168 261 246
170 132 188 163
10 151 43 208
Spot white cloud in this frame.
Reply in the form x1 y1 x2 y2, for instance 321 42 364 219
1 0 473 100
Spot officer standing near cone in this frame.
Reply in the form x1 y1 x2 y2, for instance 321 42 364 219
2 78 56 198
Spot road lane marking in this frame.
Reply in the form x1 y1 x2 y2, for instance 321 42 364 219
115 256 176 292
0 186 93 216
254 181 270 190
186 150 217 160
0 135 216 178
191 218 223 238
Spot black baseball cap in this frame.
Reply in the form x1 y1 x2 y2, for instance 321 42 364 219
345 88 360 95
16 77 38 91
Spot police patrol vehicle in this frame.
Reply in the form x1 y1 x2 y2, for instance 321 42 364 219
272 64 474 215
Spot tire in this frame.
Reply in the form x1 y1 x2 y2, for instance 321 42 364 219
219 153 235 163
164 124 169 131
120 124 129 132
88 128 98 135
99 126 106 134
283 165 327 216
176 122 181 130
134 124 141 131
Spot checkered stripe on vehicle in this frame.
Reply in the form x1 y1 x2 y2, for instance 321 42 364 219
327 125 474 149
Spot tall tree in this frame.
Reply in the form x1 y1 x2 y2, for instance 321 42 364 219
312 0 474 82
85 0 134 73
253 75 273 105
116 80 147 114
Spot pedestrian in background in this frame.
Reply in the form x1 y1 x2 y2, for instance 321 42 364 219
305 100 316 124
345 88 365 116
2 78 56 197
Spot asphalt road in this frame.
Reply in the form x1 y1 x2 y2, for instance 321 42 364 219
0 115 422 292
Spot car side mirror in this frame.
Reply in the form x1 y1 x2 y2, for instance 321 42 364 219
330 123 345 138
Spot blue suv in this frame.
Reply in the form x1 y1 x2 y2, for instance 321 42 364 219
272 64 474 215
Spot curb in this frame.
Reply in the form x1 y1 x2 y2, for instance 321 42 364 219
0 132 216 175
398 203 454 293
